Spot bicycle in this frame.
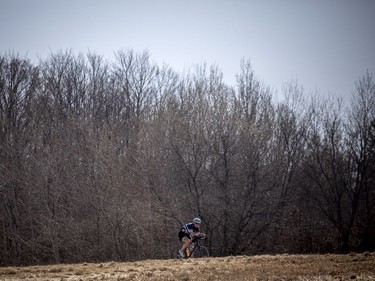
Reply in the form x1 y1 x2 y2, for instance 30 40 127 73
171 234 209 258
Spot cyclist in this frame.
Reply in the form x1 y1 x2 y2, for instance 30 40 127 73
178 217 202 257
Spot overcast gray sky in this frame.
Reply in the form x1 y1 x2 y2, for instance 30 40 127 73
1 0 374 102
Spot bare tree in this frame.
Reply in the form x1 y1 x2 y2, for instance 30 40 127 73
345 71 375 251
207 60 276 255
0 53 39 264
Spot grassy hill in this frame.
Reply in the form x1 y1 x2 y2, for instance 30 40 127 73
1 253 374 280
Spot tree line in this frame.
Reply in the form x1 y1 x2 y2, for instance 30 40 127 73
0 50 374 265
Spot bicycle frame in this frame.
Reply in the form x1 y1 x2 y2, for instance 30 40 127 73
185 237 209 258
172 234 209 259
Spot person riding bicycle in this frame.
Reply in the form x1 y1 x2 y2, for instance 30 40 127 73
178 217 203 257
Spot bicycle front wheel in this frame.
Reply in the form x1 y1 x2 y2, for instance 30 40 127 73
191 246 209 258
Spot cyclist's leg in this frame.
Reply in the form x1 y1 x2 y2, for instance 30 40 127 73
178 231 191 257
180 236 191 251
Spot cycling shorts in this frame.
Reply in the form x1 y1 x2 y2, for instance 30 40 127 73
178 228 190 242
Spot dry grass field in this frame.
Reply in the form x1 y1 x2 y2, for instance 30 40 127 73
1 253 374 281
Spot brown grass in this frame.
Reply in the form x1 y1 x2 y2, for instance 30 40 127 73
0 253 374 280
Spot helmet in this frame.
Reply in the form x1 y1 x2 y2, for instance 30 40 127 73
193 217 201 224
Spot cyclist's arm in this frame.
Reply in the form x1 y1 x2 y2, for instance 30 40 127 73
190 231 201 238
186 229 199 240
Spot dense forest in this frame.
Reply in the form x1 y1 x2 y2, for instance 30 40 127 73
0 50 374 266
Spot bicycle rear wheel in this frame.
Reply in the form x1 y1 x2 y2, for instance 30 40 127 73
171 248 181 259
191 246 209 258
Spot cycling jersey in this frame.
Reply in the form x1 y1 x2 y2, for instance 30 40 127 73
178 222 200 241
